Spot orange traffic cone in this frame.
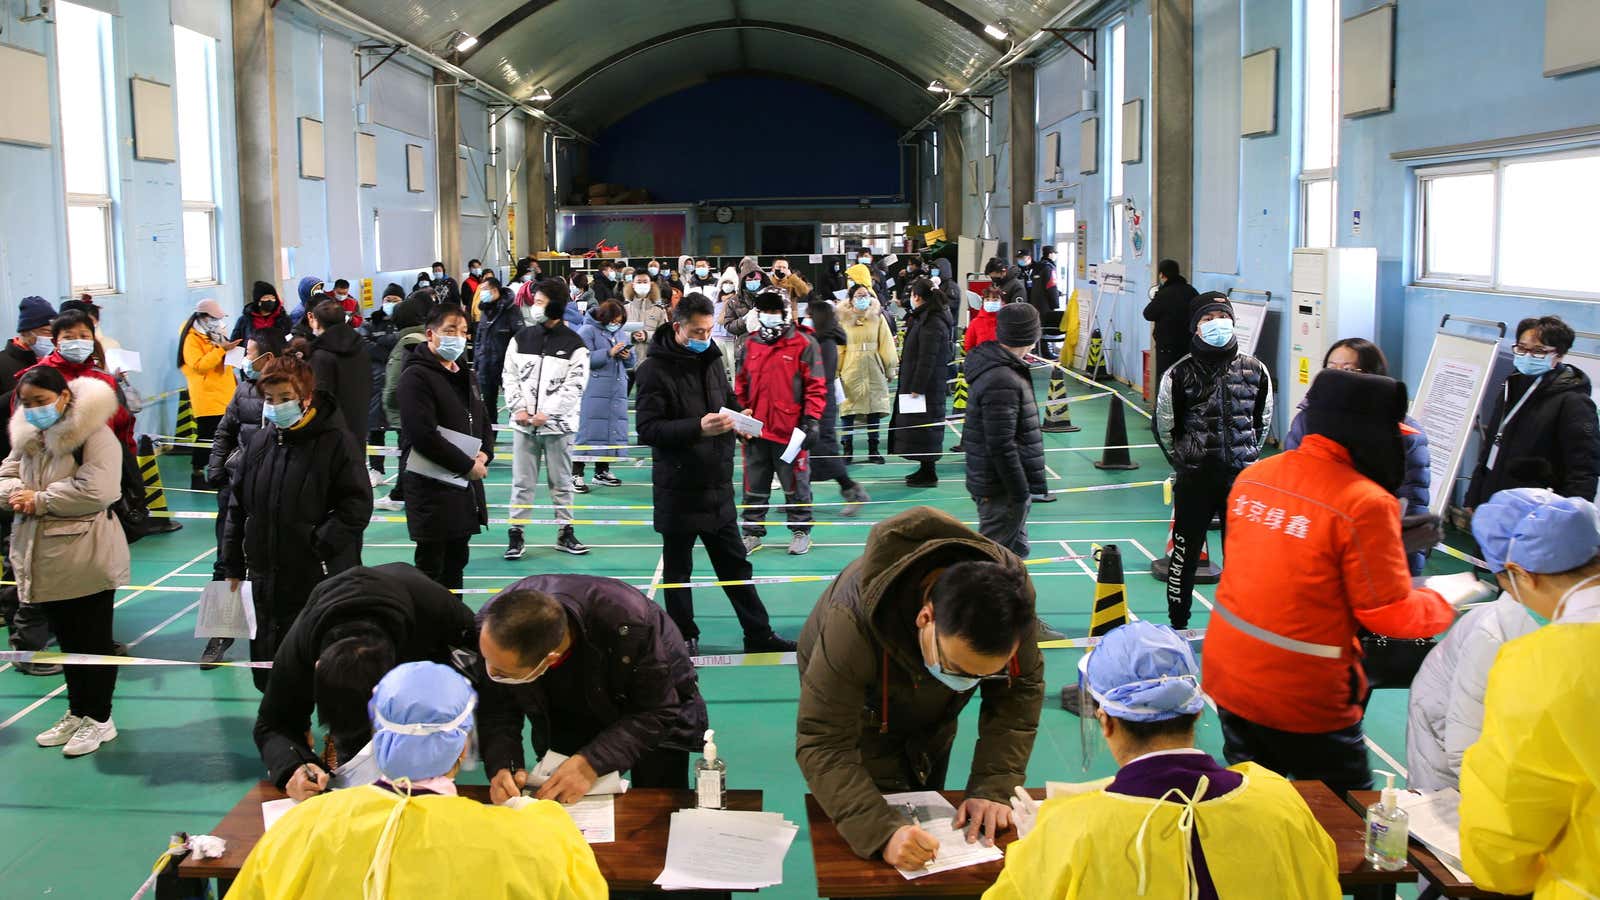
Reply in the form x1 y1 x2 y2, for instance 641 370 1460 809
1149 510 1222 583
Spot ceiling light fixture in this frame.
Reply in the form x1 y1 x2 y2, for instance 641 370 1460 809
984 19 1012 41
530 85 553 103
927 79 949 93
454 33 478 52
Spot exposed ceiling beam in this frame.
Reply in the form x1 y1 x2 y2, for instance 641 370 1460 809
910 0 1010 47
462 0 560 60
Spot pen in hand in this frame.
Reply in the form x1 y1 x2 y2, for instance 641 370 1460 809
900 803 936 868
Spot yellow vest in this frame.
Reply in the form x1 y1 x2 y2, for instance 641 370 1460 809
227 787 608 899
984 762 1340 900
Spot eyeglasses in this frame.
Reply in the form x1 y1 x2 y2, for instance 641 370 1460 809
1512 344 1557 359
930 623 1011 681
1326 363 1364 373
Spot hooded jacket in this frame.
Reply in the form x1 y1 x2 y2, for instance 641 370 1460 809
838 294 898 417
712 268 744 343
0 377 130 603
887 302 953 458
1154 342 1273 476
735 321 827 445
477 574 708 779
397 341 493 542
309 323 372 446
806 303 849 483
625 284 672 361
382 297 430 428
795 507 1044 858
576 311 633 449
252 563 478 788
722 264 765 343
231 281 291 346
503 319 589 436
634 324 736 535
205 377 265 488
962 342 1047 502
1465 363 1600 507
289 276 324 339
476 282 520 382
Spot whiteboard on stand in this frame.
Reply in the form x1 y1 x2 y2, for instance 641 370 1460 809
1409 331 1502 516
1230 298 1269 358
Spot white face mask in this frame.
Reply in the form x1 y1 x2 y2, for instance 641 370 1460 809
633 282 652 297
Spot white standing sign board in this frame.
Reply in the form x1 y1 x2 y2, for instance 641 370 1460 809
1409 331 1501 516
1229 298 1269 359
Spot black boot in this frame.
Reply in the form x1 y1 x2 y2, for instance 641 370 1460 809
867 431 885 465
905 460 938 487
841 434 855 465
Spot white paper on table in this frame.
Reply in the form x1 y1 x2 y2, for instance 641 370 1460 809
1423 572 1497 609
558 795 616 844
328 740 381 790
779 428 807 464
832 290 849 301
898 393 927 415
261 798 297 831
654 808 798 891
719 406 765 439
193 581 256 639
807 254 823 264
834 378 846 403
406 426 483 488
106 348 143 373
525 749 630 795
1396 789 1472 883
882 790 1004 880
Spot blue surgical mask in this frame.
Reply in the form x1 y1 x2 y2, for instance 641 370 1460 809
606 322 622 334
264 400 304 428
685 337 711 353
647 266 660 276
436 335 467 361
983 300 1002 313
924 661 980 693
241 358 259 381
470 267 483 276
1513 353 1554 377
1199 318 1235 348
382 300 398 317
59 339 94 363
802 317 814 329
23 403 60 430
853 297 871 311
745 279 762 293
695 266 709 278
31 337 53 358
758 313 784 329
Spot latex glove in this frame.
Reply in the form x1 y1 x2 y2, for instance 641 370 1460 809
1010 786 1040 839
503 795 538 810
1400 513 1445 554
744 308 761 334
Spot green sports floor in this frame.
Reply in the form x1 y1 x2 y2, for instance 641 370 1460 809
0 371 1470 898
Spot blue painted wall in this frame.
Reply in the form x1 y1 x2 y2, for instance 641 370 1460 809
589 77 902 203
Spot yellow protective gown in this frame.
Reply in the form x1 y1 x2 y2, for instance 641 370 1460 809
1459 618 1600 899
226 787 608 900
983 762 1340 900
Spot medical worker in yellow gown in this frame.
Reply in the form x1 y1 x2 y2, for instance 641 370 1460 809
1460 489 1600 899
228 661 606 899
985 621 1340 900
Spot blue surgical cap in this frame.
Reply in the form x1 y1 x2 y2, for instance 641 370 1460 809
1085 621 1206 722
368 661 477 782
1471 488 1600 575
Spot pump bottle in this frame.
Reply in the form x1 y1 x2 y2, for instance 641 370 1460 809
694 729 726 809
1364 769 1409 871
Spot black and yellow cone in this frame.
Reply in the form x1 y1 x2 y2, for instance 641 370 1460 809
952 363 969 412
1093 398 1140 470
1085 328 1109 381
137 435 167 511
1041 366 1080 433
175 389 197 443
1061 544 1131 714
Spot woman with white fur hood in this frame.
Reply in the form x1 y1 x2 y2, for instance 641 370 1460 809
0 369 131 757
710 266 742 382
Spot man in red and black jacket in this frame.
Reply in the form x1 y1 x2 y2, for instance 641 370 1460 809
736 290 827 556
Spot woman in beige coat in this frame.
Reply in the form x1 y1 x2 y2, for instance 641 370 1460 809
1 369 131 757
837 284 898 463
625 271 672 361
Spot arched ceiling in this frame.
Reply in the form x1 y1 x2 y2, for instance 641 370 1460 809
319 0 1078 130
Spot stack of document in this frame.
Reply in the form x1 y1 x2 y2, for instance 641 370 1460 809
1396 789 1471 883
559 795 616 845
526 750 630 795
883 791 1005 880
654 808 798 891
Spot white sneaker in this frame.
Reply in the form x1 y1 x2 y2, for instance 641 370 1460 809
62 716 117 757
367 468 384 487
35 713 83 748
373 497 405 511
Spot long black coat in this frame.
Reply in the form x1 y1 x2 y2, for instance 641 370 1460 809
888 304 952 459
807 309 849 483
205 379 265 487
359 309 401 432
253 563 477 788
1143 275 1201 361
962 342 1047 501
220 391 373 625
477 574 708 778
309 323 371 448
396 343 494 542
635 323 737 535
1466 363 1600 506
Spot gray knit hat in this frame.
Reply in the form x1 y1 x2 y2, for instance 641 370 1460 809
996 302 1041 348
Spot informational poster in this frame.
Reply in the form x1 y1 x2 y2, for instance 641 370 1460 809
1076 223 1088 277
1229 298 1269 358
1099 261 1125 295
360 277 373 310
1410 333 1499 515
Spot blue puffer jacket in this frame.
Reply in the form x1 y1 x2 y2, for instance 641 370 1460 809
1286 398 1432 574
576 311 633 454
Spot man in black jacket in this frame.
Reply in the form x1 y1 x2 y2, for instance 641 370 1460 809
478 575 708 804
635 292 795 656
307 299 371 452
253 563 477 800
1143 258 1201 390
397 305 494 589
358 284 404 478
984 257 1026 307
473 276 517 423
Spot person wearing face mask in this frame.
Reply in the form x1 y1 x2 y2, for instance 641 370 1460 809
502 278 591 560
358 283 407 485
329 278 362 328
177 299 242 490
963 286 1005 353
801 300 871 516
736 291 827 556
592 260 622 303
984 257 1026 307
890 278 954 487
3 368 130 756
1011 249 1036 297
1027 245 1061 336
720 262 764 356
287 276 325 340
837 285 897 465
929 257 959 314
644 258 668 292
472 276 518 424
23 310 135 458
796 508 1044 866
1153 294 1273 630
462 258 485 298
625 271 672 361
1459 489 1600 899
220 350 373 691
0 296 58 392
710 267 741 383
427 260 460 308
769 257 812 308
821 257 850 300
687 257 718 291
307 300 372 455
231 281 292 346
634 293 795 656
1201 368 1454 793
1465 315 1599 510
572 300 632 494
476 577 709 805
990 621 1340 900
0 296 60 674
397 306 494 590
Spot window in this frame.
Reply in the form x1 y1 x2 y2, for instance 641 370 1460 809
1299 0 1338 248
57 2 116 293
931 129 939 176
1106 20 1127 259
1416 150 1600 299
1051 206 1077 307
174 26 220 285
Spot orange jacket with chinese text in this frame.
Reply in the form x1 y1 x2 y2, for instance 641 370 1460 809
1202 434 1455 733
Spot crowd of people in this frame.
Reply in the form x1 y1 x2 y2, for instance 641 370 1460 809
0 248 1596 898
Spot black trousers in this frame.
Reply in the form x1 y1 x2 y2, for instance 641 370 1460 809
1166 469 1236 629
368 429 387 474
570 460 610 476
415 539 470 591
1153 346 1185 394
661 522 772 642
192 415 221 476
1218 707 1374 792
38 590 117 721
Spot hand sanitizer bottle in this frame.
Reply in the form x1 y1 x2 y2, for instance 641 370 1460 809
694 729 726 810
1364 769 1409 871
